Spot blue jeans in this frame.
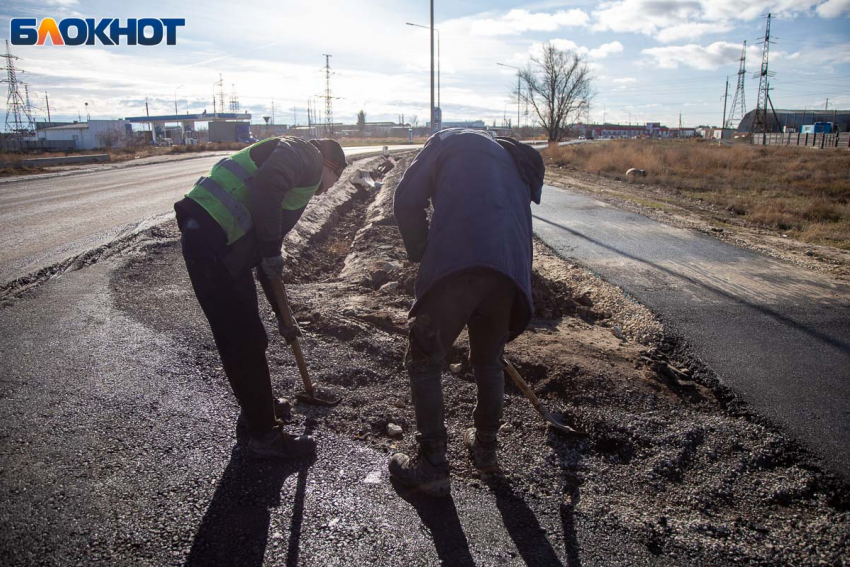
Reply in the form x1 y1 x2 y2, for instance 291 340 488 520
405 268 516 442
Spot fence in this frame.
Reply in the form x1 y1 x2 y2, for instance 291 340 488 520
752 132 850 149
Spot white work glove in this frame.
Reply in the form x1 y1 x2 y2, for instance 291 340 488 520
261 254 284 280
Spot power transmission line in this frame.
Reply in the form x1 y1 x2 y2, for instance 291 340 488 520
322 54 334 136
751 13 782 135
2 40 35 149
725 41 747 129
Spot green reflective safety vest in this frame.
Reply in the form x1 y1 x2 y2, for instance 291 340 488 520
185 139 322 246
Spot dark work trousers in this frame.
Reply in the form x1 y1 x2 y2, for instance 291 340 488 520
180 217 277 438
405 267 517 443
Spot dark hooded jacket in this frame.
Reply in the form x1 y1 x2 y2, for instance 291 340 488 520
393 129 544 339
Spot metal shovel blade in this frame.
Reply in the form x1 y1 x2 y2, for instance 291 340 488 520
295 387 342 408
503 359 584 437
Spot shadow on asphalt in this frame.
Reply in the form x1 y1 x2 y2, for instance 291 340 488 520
532 215 850 356
185 422 315 567
392 482 476 566
489 479 567 566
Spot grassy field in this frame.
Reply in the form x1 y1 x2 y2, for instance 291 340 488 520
549 139 850 249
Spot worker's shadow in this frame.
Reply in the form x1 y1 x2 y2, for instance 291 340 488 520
185 419 315 567
392 483 476 567
484 428 583 567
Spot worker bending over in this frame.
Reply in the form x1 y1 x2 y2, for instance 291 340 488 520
390 129 544 496
174 137 347 458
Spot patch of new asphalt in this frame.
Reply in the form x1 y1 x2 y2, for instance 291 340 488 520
0 238 668 566
533 185 850 481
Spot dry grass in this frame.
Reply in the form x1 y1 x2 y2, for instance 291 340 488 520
549 140 850 249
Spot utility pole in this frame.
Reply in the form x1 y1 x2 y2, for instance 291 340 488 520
751 14 781 136
722 77 729 131
229 84 239 113
2 40 35 150
45 92 50 122
726 41 747 129
430 0 435 133
271 99 275 125
212 74 224 116
217 74 225 116
496 62 521 133
322 53 334 136
825 98 829 111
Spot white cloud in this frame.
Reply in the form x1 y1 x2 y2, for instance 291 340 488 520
470 8 589 35
641 41 747 70
589 41 624 59
816 0 850 17
656 22 734 42
531 40 623 60
613 77 638 84
592 1 839 43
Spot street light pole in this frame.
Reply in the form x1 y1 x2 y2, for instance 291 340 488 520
174 84 184 115
407 19 440 132
430 0 434 133
497 62 521 132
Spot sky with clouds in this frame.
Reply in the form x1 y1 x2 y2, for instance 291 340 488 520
1 0 848 129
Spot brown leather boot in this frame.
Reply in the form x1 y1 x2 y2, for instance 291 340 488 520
389 438 450 497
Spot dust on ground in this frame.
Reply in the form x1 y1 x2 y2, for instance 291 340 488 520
113 156 849 565
545 166 850 283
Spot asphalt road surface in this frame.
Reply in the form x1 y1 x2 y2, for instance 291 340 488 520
533 185 850 480
0 145 420 286
0 238 668 566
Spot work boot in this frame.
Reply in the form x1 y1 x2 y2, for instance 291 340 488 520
464 428 499 474
389 439 450 497
247 425 316 459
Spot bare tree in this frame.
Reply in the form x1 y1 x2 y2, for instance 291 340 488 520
518 43 593 142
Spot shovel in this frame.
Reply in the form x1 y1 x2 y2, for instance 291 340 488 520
502 358 583 436
268 277 341 407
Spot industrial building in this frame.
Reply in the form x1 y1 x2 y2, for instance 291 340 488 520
736 109 849 134
576 122 697 139
37 119 133 150
123 112 252 144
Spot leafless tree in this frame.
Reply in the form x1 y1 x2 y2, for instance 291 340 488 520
518 43 593 142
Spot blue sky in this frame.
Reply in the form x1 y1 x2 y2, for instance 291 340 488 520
2 0 848 129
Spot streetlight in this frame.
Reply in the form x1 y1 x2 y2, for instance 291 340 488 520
85 102 89 121
497 62 520 132
174 84 184 115
406 22 440 113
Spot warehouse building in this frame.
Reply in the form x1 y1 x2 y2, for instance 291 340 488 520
736 109 850 133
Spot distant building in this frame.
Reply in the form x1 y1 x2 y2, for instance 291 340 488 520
38 119 133 150
735 109 849 134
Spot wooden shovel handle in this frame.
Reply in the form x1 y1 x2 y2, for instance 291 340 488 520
503 360 546 417
269 277 314 396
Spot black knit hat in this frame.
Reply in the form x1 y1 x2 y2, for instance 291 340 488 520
309 139 347 175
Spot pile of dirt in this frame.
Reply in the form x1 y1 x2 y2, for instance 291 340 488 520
293 160 848 564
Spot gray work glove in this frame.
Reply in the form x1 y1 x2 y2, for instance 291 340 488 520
261 254 284 280
277 315 302 345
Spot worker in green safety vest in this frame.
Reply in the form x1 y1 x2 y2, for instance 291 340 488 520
174 137 347 458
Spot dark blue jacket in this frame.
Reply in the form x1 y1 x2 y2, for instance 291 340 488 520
394 129 543 339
